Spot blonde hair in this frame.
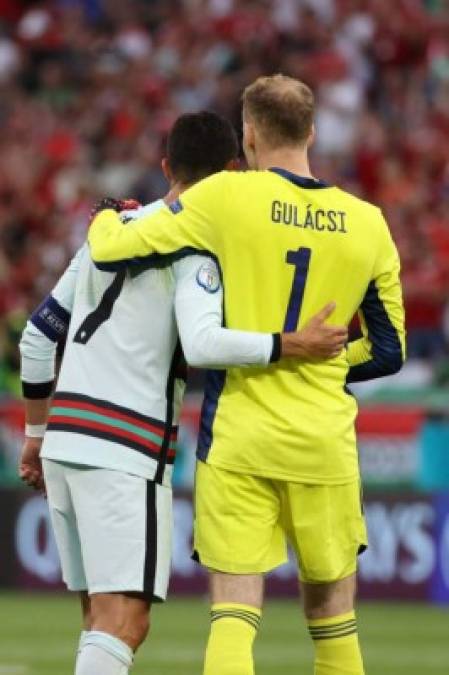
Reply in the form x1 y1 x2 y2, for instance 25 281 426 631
242 74 315 147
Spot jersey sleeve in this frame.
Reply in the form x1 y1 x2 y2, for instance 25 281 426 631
88 173 226 266
19 246 85 398
347 213 406 383
173 257 276 368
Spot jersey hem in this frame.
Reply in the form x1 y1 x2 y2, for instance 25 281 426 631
203 457 360 485
40 448 172 486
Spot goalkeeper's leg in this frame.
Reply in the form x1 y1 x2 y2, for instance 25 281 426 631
203 572 264 675
302 574 365 675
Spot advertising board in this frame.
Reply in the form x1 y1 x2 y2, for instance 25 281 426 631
1 489 448 603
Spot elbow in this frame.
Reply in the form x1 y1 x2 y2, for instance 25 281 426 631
183 347 213 369
346 347 404 384
390 351 404 375
376 349 404 377
19 326 32 357
87 238 105 264
88 209 124 263
384 358 403 377
182 334 219 369
88 223 109 263
183 350 201 368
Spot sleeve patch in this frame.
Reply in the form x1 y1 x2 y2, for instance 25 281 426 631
169 199 184 215
120 212 137 224
196 261 221 294
30 295 71 342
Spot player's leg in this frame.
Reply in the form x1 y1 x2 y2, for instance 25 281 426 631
42 460 90 669
89 592 151 649
75 593 150 675
204 571 263 675
281 480 367 675
77 592 91 658
194 460 287 675
302 574 364 675
68 467 172 675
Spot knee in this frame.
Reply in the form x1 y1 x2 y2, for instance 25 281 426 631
302 576 356 621
91 599 150 651
122 612 150 650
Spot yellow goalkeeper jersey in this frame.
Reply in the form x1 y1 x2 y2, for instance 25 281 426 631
89 169 406 484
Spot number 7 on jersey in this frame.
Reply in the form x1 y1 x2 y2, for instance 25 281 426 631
284 247 312 331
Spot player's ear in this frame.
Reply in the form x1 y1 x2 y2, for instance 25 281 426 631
306 124 316 149
243 120 256 151
161 157 173 182
225 158 240 171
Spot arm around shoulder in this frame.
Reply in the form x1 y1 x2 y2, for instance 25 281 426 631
174 257 274 368
89 174 226 265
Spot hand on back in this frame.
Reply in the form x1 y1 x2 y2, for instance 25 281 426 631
281 302 348 360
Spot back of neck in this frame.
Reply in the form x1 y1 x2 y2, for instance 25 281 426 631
256 149 312 178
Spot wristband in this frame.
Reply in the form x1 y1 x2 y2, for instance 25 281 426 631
270 333 282 363
25 423 47 438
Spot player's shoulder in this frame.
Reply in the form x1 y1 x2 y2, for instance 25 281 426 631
217 169 268 185
120 198 164 222
195 169 266 187
199 169 278 197
74 242 91 267
185 169 285 196
331 186 383 221
172 254 221 291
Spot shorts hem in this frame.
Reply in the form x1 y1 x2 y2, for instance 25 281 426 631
194 552 288 575
299 565 359 584
66 583 88 592
87 585 167 602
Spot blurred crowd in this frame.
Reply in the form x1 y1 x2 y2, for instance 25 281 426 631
1 0 449 396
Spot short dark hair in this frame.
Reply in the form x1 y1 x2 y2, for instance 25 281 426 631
243 74 314 148
167 111 239 184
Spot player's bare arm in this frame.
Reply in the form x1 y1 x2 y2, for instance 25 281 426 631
19 396 49 493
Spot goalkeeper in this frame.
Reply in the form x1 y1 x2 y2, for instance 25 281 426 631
88 75 406 675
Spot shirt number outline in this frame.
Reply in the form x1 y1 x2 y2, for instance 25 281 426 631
284 247 312 331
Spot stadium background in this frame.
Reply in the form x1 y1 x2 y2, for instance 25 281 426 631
0 0 448 673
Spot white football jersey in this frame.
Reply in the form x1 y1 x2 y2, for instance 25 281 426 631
21 201 275 485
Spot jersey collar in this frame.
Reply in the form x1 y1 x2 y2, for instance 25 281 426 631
269 167 330 189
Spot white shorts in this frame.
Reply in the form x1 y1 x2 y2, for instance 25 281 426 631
43 459 172 601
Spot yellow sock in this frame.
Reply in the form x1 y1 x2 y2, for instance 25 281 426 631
203 603 261 675
308 611 365 675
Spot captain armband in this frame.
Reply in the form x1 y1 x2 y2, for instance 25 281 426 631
30 295 71 342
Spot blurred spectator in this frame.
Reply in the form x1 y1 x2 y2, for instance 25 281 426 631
0 0 448 398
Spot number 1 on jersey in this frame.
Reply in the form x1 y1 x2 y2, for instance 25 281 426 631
284 247 312 331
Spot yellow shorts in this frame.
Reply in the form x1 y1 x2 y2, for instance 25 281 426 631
193 461 367 583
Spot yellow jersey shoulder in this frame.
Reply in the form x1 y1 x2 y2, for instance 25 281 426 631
180 169 231 203
330 186 384 223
